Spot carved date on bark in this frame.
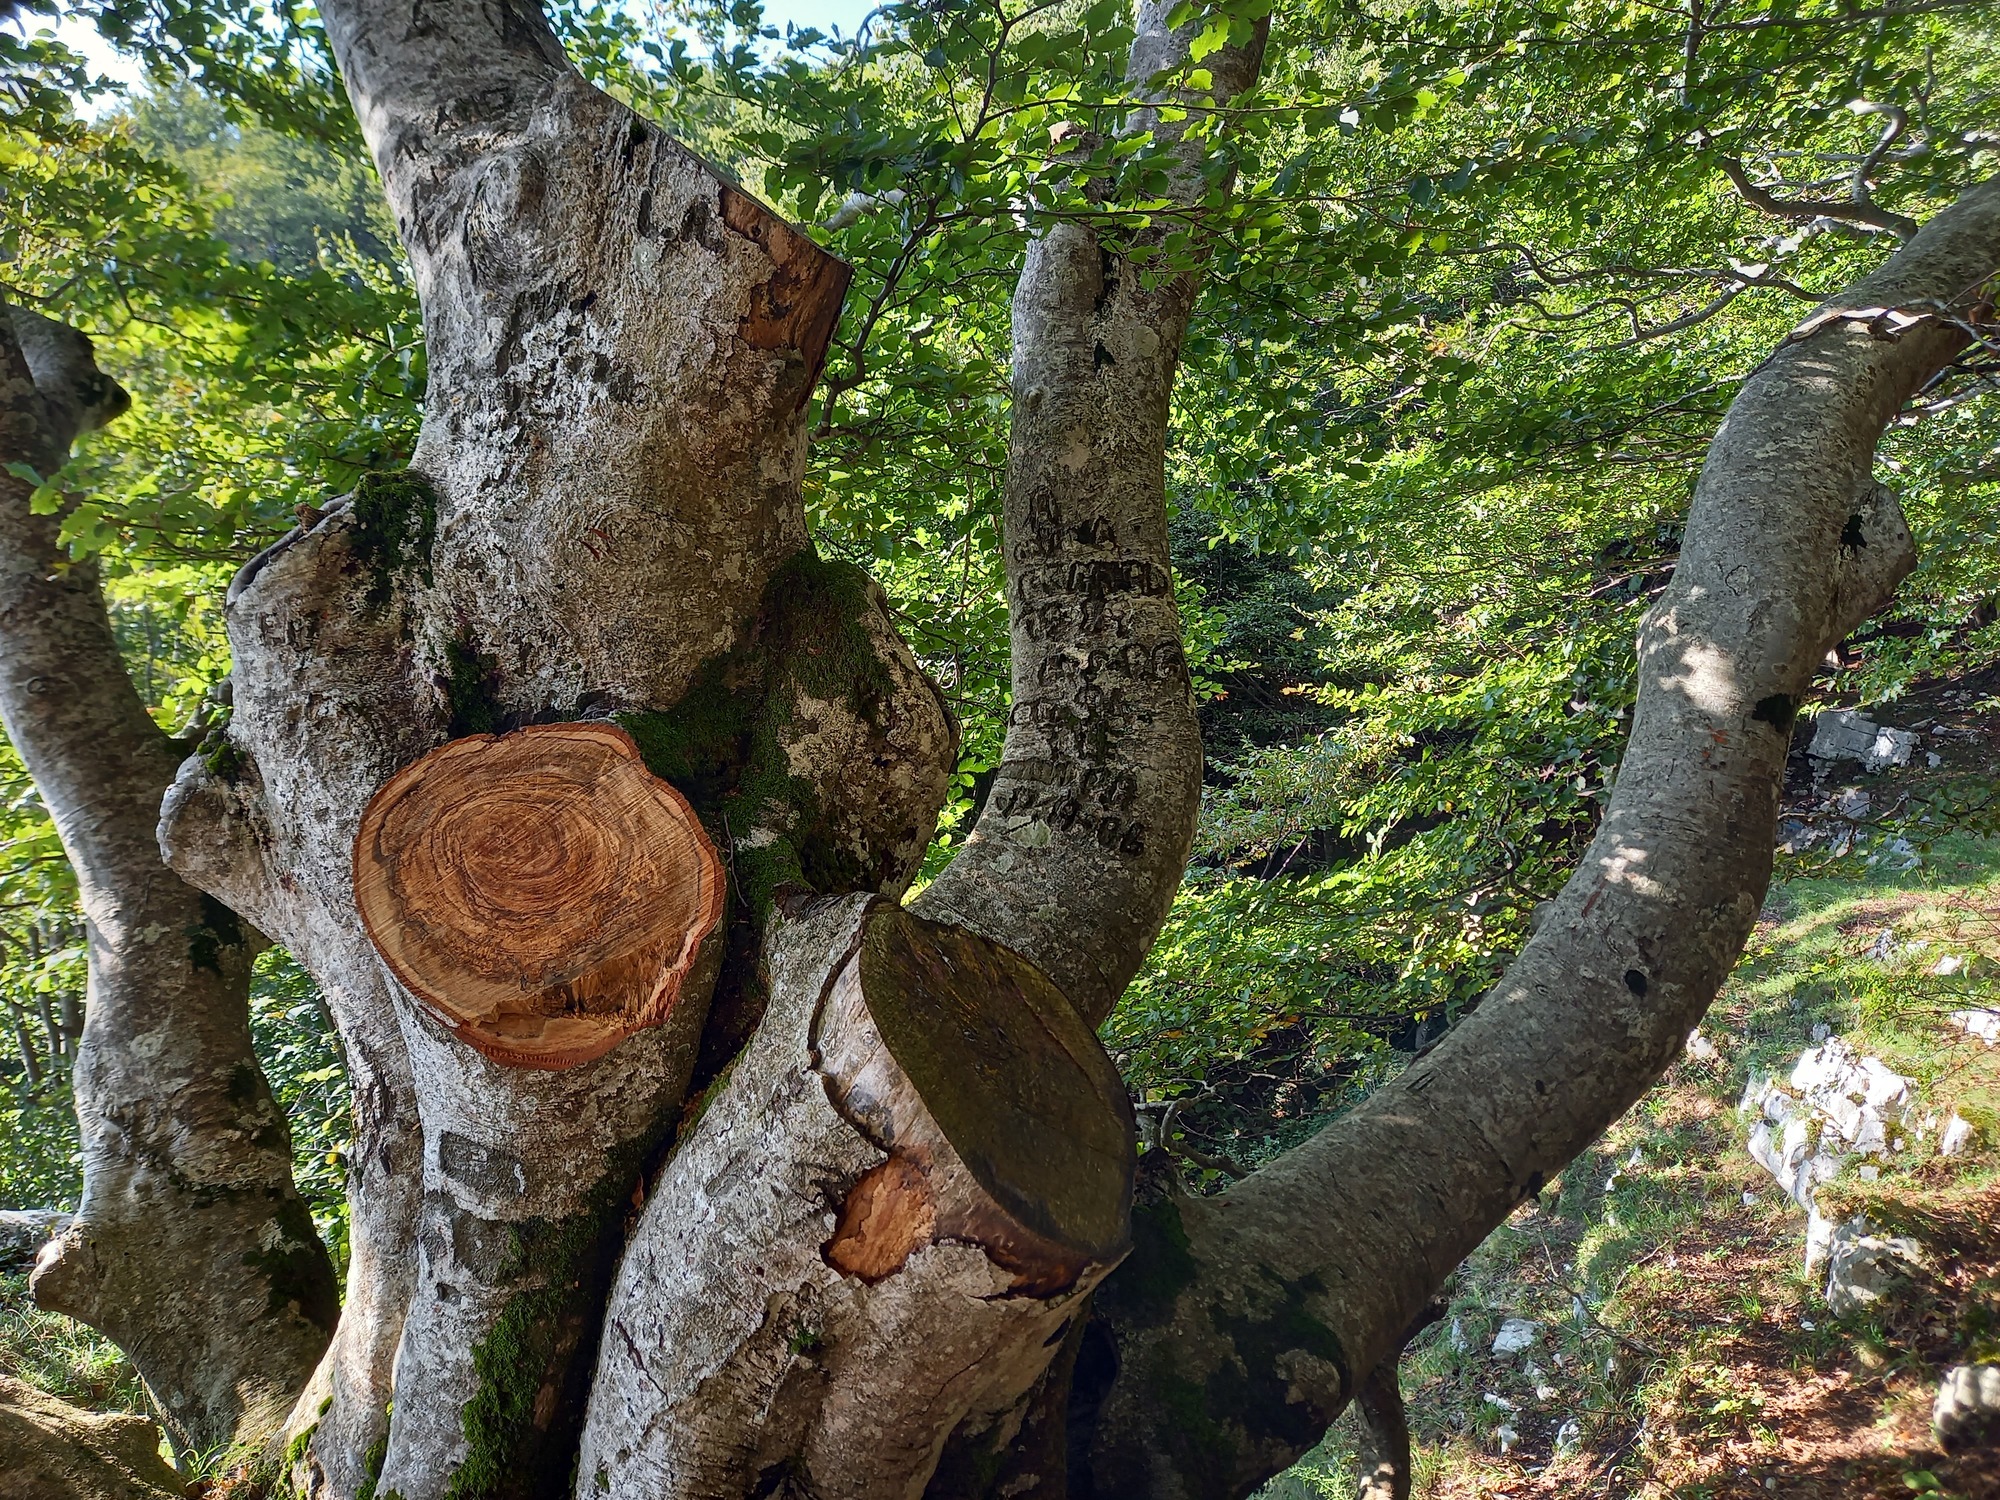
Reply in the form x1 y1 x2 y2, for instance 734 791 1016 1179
353 722 723 1069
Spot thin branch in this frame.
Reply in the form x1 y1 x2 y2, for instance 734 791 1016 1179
1717 154 1919 239
1849 101 1910 205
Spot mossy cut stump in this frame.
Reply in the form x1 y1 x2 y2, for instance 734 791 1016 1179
578 896 1137 1499
354 723 723 1069
822 904 1135 1295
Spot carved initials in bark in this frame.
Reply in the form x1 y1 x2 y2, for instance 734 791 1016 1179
354 723 724 1069
579 897 1133 1499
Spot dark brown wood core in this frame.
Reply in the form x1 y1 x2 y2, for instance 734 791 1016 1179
853 906 1135 1269
354 722 724 1069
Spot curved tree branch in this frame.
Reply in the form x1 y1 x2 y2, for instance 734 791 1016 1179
0 305 337 1456
1718 152 1920 239
1077 176 2000 1498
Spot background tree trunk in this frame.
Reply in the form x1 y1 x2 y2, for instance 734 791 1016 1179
0 305 338 1457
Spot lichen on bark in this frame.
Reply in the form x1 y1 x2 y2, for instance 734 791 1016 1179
612 544 954 1076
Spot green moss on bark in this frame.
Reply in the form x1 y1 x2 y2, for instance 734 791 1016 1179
281 1395 332 1477
616 546 897 922
196 722 245 782
442 633 503 738
1097 1193 1199 1328
449 1166 648 1500
1109 1268 1348 1498
354 1426 389 1500
349 470 438 604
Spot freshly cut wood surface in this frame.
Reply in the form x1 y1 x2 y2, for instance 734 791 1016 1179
354 723 722 1068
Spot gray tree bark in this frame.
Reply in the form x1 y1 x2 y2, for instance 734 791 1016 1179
579 895 1133 1500
157 0 951 1493
1068 178 2000 1498
914 0 1268 1029
0 305 338 1457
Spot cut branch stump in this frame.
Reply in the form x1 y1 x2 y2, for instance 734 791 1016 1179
579 894 1134 1500
355 722 724 1069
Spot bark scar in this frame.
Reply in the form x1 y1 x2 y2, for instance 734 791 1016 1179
823 1154 935 1282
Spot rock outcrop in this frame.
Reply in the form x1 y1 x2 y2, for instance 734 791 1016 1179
1741 1037 1918 1268
1932 1363 2000 1452
1821 1215 1923 1318
0 1210 68 1274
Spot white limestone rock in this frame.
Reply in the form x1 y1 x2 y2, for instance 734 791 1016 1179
1740 1038 1916 1269
1823 1215 1922 1317
1490 1317 1538 1357
1950 1008 1999 1045
1933 1363 2000 1452
1809 710 1915 771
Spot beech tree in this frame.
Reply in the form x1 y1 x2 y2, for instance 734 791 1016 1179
4 0 1998 1495
0 306 337 1455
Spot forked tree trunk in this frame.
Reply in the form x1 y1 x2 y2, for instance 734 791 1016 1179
158 1 955 1492
151 0 2000 1488
0 306 338 1458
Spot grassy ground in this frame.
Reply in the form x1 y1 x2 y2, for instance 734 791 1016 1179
1268 829 2000 1499
0 1267 146 1417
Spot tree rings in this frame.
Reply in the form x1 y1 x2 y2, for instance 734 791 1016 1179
354 723 724 1069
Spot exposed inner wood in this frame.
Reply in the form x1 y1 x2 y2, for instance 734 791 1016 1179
824 1156 936 1282
718 180 852 388
354 722 723 1069
817 904 1134 1293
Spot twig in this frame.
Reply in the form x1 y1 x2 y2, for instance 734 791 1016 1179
1716 154 1918 239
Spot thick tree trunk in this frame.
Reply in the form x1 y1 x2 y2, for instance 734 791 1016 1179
1067 179 2000 1498
0 306 338 1457
580 895 1133 1499
151 0 1262 1491
157 0 953 1492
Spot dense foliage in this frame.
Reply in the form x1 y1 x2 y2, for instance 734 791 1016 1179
1 0 1996 1241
